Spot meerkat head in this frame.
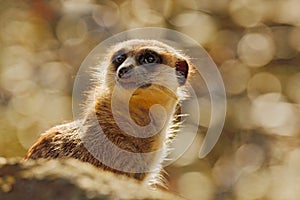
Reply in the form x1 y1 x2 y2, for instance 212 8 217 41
102 39 191 99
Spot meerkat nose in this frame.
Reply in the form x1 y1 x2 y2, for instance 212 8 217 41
117 65 134 79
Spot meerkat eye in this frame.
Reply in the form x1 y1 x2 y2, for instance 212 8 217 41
139 51 161 65
113 54 127 67
144 54 156 63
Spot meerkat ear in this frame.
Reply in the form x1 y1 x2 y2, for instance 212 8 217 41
175 60 189 86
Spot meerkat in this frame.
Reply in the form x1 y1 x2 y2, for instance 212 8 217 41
25 39 192 186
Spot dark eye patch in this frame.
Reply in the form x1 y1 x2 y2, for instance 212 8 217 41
111 50 127 69
137 50 162 65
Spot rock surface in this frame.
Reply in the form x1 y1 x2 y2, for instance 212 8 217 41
0 158 182 200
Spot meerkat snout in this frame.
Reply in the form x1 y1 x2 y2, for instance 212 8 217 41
117 64 134 79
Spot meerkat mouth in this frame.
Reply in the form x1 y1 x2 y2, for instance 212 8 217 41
117 80 152 89
139 83 152 88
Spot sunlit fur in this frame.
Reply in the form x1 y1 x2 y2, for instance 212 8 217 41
25 39 192 187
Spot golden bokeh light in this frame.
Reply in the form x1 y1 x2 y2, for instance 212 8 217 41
290 27 300 51
178 172 214 200
212 155 239 190
268 149 300 199
229 0 266 27
235 143 265 172
273 26 298 59
238 33 275 67
209 30 239 63
92 2 120 27
172 135 202 167
1 0 300 199
234 170 270 200
286 73 300 104
251 93 300 136
56 15 88 45
275 0 300 25
220 59 251 95
247 72 282 100
171 12 217 45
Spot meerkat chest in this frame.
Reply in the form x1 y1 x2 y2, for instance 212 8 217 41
112 86 178 136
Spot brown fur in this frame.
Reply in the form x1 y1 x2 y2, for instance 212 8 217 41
25 39 192 186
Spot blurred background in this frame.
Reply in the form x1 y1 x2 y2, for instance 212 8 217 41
1 0 300 199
